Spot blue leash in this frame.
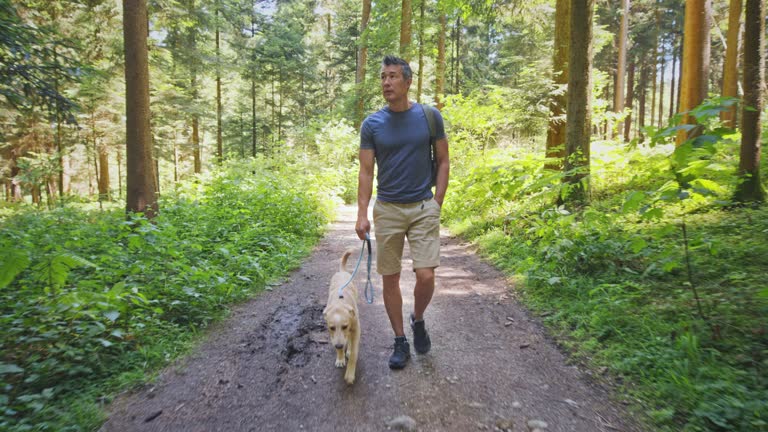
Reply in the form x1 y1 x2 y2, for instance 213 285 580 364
337 233 375 304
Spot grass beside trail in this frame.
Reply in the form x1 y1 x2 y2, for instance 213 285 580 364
442 139 767 431
0 162 331 431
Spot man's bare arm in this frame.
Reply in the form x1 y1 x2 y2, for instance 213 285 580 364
433 137 450 207
356 148 375 239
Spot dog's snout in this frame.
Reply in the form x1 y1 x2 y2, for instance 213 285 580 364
335 343 344 350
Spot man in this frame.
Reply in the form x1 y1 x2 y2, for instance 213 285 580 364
355 55 450 369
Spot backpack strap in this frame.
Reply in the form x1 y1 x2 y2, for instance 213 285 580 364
421 103 436 142
420 104 438 187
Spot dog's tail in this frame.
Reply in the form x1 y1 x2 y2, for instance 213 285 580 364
340 247 357 272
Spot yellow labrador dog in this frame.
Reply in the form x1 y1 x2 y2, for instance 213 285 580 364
323 248 360 385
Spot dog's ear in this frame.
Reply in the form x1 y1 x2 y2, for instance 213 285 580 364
322 305 329 319
344 304 355 317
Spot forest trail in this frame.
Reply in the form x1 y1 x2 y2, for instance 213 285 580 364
101 205 641 432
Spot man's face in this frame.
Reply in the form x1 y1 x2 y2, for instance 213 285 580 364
380 64 411 104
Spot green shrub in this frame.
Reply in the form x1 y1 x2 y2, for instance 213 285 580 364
441 99 767 431
0 161 328 431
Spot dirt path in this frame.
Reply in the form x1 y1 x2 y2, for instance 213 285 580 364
101 205 641 432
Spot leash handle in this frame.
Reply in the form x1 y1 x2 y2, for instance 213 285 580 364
363 233 375 304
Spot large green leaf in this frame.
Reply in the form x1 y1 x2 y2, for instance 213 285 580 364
0 248 31 289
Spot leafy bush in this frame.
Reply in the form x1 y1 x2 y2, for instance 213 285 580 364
290 118 359 204
442 99 767 431
0 160 328 431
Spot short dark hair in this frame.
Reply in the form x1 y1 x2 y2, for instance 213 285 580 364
381 55 412 81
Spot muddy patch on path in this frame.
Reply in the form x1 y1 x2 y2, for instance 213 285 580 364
267 304 326 367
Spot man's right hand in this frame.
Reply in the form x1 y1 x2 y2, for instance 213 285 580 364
355 217 371 240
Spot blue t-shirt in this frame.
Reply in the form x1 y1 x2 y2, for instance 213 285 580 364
360 103 446 203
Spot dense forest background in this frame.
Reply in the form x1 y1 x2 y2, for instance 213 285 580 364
2 0 763 203
1 0 766 431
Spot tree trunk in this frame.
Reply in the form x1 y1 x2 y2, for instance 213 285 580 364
638 62 647 140
355 0 371 128
400 0 412 61
52 7 63 201
676 30 683 114
251 76 257 157
669 30 678 118
9 149 22 201
91 124 98 196
563 0 595 205
278 66 283 142
271 71 275 147
614 0 629 116
651 8 659 127
454 16 461 94
192 114 201 174
190 4 201 175
416 0 425 102
326 14 332 102
658 43 666 127
435 13 447 110
98 142 110 201
173 136 179 183
733 0 765 202
545 0 570 170
215 2 223 163
123 0 157 218
721 0 742 127
31 185 40 205
677 0 710 145
116 147 123 199
624 59 635 142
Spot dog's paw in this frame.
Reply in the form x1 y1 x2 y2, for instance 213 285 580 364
335 358 346 368
344 372 355 385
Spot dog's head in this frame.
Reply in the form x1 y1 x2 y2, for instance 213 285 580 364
323 303 355 351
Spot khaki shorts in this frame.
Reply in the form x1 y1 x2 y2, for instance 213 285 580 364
373 198 441 275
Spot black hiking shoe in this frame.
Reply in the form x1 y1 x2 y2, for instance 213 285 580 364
389 336 411 369
410 313 431 354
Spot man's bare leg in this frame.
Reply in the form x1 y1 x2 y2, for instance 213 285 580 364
382 273 404 336
413 267 435 321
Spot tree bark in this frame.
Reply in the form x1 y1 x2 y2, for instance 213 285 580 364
9 149 22 201
733 0 765 202
117 147 123 199
669 30 678 119
677 0 710 145
563 0 594 205
651 8 659 127
435 13 447 110
98 142 110 201
676 29 683 114
400 0 412 61
624 59 635 142
614 0 629 115
454 16 461 94
252 76 257 156
638 62 647 140
216 2 223 163
192 114 201 174
721 0 742 127
545 0 570 170
355 0 371 129
123 0 158 218
658 42 666 127
416 0 425 102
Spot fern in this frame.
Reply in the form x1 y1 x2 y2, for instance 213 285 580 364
32 252 97 290
0 248 31 289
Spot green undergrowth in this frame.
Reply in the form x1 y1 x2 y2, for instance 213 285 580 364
0 160 330 431
443 130 767 430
